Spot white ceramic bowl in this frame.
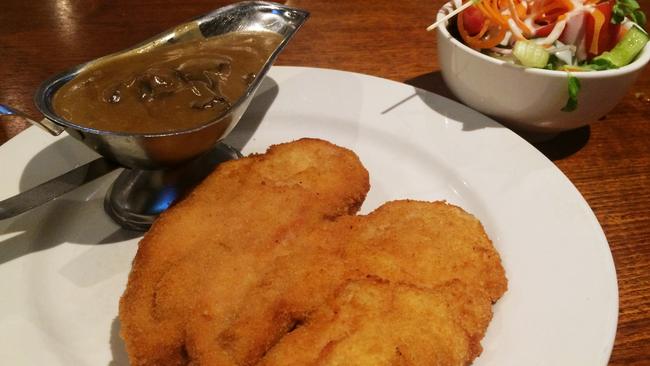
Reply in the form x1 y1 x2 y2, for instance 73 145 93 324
436 2 650 138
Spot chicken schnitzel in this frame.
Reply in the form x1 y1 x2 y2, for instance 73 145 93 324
183 200 506 365
119 138 507 366
260 278 495 366
119 138 370 365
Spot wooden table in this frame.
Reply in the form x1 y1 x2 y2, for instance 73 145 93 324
1 0 649 363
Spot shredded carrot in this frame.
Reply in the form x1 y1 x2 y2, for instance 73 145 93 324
476 0 509 27
617 24 629 39
589 7 606 55
515 2 527 19
561 65 588 71
507 0 533 37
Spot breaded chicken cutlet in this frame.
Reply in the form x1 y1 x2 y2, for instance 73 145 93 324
260 278 494 366
119 138 507 366
119 138 370 365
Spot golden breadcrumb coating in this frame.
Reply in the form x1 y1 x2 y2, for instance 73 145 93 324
119 138 507 366
119 138 370 365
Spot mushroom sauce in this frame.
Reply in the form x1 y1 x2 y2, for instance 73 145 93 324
52 31 283 134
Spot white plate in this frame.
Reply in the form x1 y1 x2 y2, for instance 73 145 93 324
0 66 617 365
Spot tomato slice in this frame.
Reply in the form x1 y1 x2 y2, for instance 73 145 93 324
585 1 621 58
532 0 574 26
458 12 507 49
462 5 487 36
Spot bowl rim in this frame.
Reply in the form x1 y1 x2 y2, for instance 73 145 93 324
435 1 650 79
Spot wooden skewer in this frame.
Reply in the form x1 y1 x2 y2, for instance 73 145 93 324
426 0 476 31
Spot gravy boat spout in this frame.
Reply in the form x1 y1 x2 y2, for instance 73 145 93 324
34 1 309 170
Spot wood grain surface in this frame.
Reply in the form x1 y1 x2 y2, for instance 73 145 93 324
1 0 649 364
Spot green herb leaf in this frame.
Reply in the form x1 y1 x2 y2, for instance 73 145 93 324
588 58 617 70
634 10 647 27
561 75 581 112
613 0 647 28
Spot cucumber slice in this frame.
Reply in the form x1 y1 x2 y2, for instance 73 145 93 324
592 26 649 68
513 40 550 68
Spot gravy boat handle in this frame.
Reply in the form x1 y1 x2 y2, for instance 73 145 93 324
0 104 65 136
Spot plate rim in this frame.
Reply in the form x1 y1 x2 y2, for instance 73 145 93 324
0 65 618 365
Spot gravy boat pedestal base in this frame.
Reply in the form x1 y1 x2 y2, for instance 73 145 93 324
104 143 241 231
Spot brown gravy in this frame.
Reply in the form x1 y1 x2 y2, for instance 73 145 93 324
53 31 283 134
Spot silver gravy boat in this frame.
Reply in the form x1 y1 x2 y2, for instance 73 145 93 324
0 1 309 230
